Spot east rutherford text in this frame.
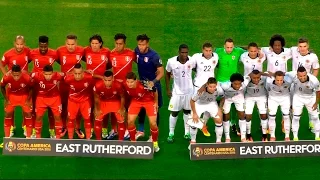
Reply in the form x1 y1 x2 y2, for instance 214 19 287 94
240 144 320 155
55 143 152 155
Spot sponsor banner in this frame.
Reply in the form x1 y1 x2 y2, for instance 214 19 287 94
3 138 153 159
190 140 320 160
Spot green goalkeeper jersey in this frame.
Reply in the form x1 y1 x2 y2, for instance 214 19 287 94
215 47 246 82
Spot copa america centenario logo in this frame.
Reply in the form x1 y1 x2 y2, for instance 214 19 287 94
5 141 17 152
192 147 203 157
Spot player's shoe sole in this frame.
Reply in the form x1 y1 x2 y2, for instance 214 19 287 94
201 126 210 137
284 137 290 141
293 137 299 141
23 125 27 137
49 129 56 139
75 129 85 139
167 134 174 143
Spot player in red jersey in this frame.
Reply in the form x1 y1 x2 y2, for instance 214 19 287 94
0 65 32 138
57 34 84 136
0 35 30 136
31 65 64 139
93 71 126 140
103 33 136 139
64 63 94 139
29 36 58 138
83 34 110 137
125 72 160 152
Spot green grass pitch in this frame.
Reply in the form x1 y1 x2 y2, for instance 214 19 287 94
0 0 320 179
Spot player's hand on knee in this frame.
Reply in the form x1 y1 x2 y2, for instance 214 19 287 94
153 103 159 112
117 107 126 117
192 114 199 123
166 89 172 98
94 108 101 118
312 103 318 111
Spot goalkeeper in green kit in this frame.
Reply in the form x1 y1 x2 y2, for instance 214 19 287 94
215 38 246 135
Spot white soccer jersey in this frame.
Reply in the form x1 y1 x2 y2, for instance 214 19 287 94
192 85 224 105
245 76 267 97
291 46 319 73
261 47 292 73
166 56 194 95
220 81 247 99
240 52 266 76
265 76 292 97
286 71 320 97
192 53 219 87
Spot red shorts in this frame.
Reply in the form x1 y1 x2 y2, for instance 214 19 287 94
5 94 32 113
97 101 123 121
128 100 157 117
36 96 62 117
68 99 91 120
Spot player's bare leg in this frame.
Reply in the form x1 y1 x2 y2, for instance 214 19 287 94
237 111 246 142
213 109 223 143
148 115 159 152
127 114 138 141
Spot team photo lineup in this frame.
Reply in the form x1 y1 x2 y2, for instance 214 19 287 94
1 33 320 152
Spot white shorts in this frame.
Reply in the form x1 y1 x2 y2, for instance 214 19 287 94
223 94 245 114
192 102 219 119
292 95 318 116
244 96 267 114
268 96 291 115
168 94 192 111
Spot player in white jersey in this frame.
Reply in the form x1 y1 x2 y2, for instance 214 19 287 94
165 44 194 142
266 71 292 141
189 77 224 148
285 67 320 141
240 42 266 76
262 34 292 73
191 42 219 137
291 37 319 131
220 73 246 142
244 70 268 142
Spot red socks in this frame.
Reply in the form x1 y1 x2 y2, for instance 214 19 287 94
150 127 159 142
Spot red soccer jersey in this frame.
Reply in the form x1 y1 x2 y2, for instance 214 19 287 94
93 80 123 102
110 48 136 82
124 81 155 102
57 46 85 73
0 72 32 96
1 47 30 71
31 72 63 97
64 73 94 103
29 48 57 73
83 47 110 76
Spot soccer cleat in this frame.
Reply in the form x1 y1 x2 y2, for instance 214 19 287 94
184 133 191 140
106 129 118 140
241 138 247 142
281 120 285 133
90 128 94 138
284 137 290 141
0 143 3 148
246 134 253 142
188 141 196 150
60 128 67 138
225 138 231 143
135 131 145 140
10 126 15 137
147 136 152 142
31 129 36 139
75 129 85 139
270 137 276 142
315 137 320 141
23 125 27 137
49 129 56 139
167 133 174 143
153 141 160 153
293 137 299 141
262 134 268 142
124 130 130 140
309 122 315 133
101 128 108 139
201 126 210 137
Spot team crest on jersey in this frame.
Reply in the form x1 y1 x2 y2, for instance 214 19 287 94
49 58 53 64
127 90 130 94
283 56 286 59
63 56 66 61
53 80 57 85
138 93 142 97
144 57 149 62
213 60 216 64
101 55 105 61
113 91 117 94
232 55 235 60
84 82 88 87
25 56 28 61
76 55 80 60
188 65 191 69
258 59 261 63
306 86 309 88
125 56 130 62
100 92 104 96
306 60 310 63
